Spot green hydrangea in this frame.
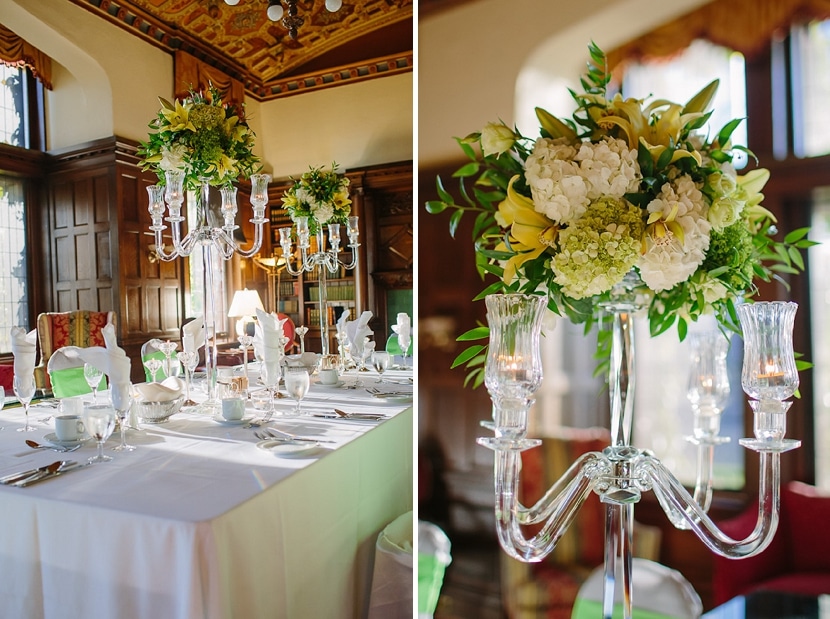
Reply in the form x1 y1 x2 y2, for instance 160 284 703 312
702 220 754 290
552 197 644 298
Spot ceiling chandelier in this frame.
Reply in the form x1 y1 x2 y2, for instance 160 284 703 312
223 0 344 40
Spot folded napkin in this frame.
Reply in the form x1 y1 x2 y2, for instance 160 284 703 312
10 326 37 386
346 311 373 358
133 376 185 402
285 352 321 369
336 308 351 339
255 309 288 364
182 317 205 355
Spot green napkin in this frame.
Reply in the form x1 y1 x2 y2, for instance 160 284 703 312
571 599 673 619
50 367 106 399
418 553 448 614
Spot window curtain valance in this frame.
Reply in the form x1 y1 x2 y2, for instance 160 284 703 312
0 24 52 89
175 51 244 107
608 0 830 68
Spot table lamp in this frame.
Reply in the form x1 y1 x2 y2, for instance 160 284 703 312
228 289 265 336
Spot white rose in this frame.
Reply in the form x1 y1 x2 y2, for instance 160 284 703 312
481 122 516 157
312 202 334 223
708 196 743 230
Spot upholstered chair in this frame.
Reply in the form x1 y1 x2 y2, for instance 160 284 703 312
34 310 116 391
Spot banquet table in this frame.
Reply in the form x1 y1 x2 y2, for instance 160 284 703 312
0 367 413 619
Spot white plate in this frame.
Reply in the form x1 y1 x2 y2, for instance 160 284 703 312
372 393 413 403
212 415 253 426
316 380 345 388
43 433 91 448
256 439 322 456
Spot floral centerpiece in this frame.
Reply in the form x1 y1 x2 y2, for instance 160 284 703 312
281 163 352 233
138 84 260 188
427 44 812 385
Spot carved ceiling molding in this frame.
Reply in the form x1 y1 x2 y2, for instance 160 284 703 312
67 0 413 102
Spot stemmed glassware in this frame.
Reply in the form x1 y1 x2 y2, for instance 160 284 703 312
84 363 104 403
157 340 179 377
177 351 199 406
83 403 117 463
372 351 390 383
283 367 310 416
238 334 253 385
111 384 135 452
260 361 281 421
296 325 309 354
144 358 163 383
13 376 37 433
397 330 411 369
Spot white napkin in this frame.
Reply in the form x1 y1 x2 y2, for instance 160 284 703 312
46 348 84 372
255 308 288 363
182 316 205 355
133 376 185 402
391 313 411 347
10 327 37 385
346 311 373 357
336 309 351 339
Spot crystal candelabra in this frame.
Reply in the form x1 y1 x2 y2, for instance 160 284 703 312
147 170 271 409
277 216 359 356
478 281 801 619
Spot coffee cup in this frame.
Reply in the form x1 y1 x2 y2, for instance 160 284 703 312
221 397 245 421
55 415 85 442
318 368 339 385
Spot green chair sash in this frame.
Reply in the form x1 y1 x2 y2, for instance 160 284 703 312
50 367 106 399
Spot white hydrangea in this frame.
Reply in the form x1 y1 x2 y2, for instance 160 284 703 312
574 137 641 200
312 201 334 223
525 137 640 226
525 138 588 224
638 175 712 292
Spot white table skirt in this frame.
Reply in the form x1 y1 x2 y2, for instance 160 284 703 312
0 369 413 619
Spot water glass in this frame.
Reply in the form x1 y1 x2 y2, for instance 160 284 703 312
83 403 116 463
84 363 104 403
283 368 310 416
13 376 36 433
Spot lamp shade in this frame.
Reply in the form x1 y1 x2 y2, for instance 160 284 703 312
228 289 265 318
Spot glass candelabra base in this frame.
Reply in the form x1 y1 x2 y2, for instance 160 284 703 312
477 436 541 452
738 437 801 453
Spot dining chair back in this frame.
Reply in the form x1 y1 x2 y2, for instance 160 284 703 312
46 347 107 399
141 339 167 382
35 310 116 391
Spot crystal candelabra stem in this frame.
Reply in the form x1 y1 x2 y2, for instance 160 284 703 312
479 291 801 619
278 218 360 355
147 173 270 410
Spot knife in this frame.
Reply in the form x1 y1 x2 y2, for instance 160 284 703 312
1 460 66 486
13 461 91 487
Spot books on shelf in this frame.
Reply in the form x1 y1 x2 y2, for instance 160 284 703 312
307 280 355 302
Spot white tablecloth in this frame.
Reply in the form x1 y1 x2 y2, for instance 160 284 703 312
0 369 413 619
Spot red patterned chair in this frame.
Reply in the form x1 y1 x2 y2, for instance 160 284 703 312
501 427 662 619
34 310 116 391
712 481 830 605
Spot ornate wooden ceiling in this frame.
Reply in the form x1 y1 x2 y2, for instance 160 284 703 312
68 0 413 101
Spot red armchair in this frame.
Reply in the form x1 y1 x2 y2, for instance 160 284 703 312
712 481 830 605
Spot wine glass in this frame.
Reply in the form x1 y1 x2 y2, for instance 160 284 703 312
260 361 281 421
84 363 104 402
110 384 135 452
144 358 163 383
13 376 36 433
157 340 178 377
372 351 390 383
83 403 116 463
397 331 411 369
177 351 199 406
283 367 310 416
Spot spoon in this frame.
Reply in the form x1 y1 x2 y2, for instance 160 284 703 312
333 409 386 420
25 439 81 453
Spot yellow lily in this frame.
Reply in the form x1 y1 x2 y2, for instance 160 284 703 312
496 176 559 283
642 202 685 253
160 99 196 133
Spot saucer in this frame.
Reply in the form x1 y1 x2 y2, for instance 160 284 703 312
212 414 253 426
318 380 344 388
44 433 90 448
256 439 323 457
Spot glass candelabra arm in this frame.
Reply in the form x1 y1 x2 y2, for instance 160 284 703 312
641 452 782 558
220 222 264 259
492 450 601 562
151 229 182 262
